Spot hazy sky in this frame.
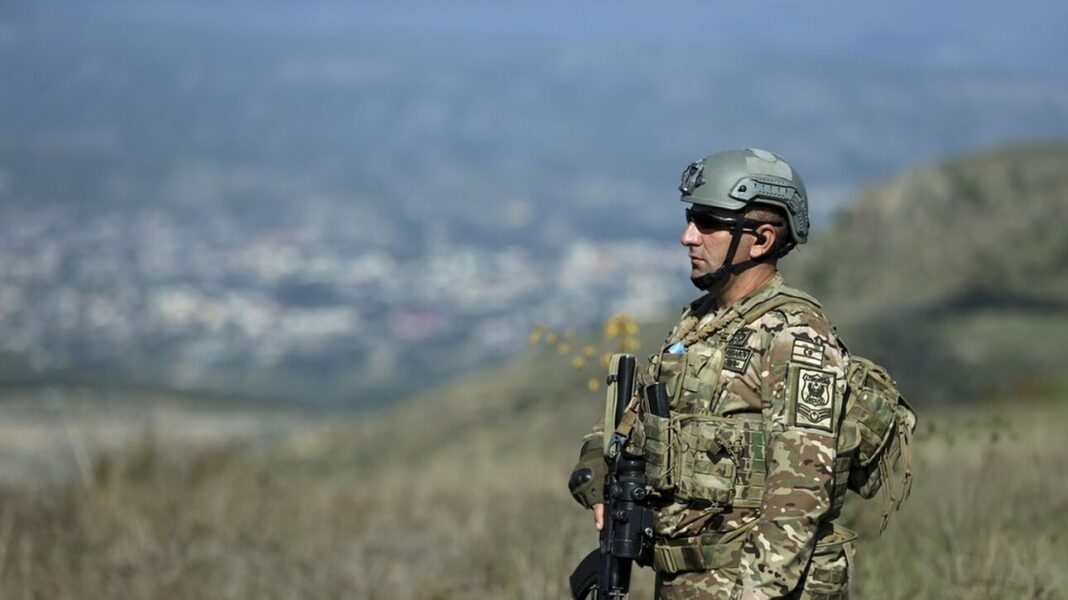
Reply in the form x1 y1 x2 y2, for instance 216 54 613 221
11 1 1068 78
4 0 1067 209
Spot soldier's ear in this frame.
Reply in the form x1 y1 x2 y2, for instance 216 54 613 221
749 223 778 259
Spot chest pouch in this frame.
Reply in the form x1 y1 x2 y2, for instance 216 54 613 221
645 348 689 492
646 343 715 489
642 412 768 509
674 414 739 507
654 350 688 406
656 343 725 413
642 408 674 491
646 332 766 507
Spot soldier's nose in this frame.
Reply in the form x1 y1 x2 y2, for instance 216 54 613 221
681 222 700 246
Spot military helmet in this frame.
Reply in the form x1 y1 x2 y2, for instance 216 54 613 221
679 148 810 244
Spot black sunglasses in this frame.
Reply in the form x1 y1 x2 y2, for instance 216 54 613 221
685 207 782 234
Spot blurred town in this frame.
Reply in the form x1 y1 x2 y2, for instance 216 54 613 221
0 197 687 405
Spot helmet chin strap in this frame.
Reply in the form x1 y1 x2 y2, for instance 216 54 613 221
690 221 795 292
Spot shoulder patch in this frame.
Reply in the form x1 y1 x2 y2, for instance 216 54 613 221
791 367 836 433
729 328 754 347
723 345 753 373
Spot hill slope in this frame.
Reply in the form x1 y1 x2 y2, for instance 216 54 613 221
786 141 1068 400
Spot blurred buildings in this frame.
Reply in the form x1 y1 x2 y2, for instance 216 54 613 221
0 201 688 403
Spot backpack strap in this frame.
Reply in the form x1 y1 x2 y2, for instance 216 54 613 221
717 287 824 344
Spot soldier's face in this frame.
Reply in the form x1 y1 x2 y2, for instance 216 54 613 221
680 207 752 282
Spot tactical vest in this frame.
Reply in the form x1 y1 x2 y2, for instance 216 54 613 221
636 285 915 574
643 287 838 512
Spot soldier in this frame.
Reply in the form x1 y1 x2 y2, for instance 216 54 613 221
570 148 857 599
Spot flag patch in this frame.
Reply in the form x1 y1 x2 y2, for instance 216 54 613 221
791 340 824 367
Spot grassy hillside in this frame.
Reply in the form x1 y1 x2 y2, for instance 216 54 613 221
1 370 1065 598
785 141 1068 401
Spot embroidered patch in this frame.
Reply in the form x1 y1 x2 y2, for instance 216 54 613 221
723 346 753 373
791 339 824 367
729 328 753 347
794 368 835 432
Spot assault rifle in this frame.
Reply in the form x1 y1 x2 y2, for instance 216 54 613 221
569 354 670 600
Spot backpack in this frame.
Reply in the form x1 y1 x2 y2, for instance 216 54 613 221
734 290 918 531
840 356 917 531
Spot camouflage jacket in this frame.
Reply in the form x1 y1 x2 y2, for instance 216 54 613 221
573 273 849 599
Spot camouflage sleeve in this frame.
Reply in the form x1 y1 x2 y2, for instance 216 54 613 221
569 419 607 508
732 314 845 599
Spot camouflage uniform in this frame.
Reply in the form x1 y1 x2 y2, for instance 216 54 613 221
571 148 865 599
575 274 855 599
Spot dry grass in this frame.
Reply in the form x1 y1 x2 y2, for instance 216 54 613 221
0 391 1065 599
845 401 1068 599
